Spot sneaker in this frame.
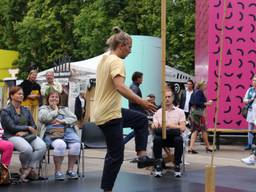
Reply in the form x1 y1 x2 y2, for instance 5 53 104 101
55 171 65 181
244 145 252 150
174 165 181 178
241 155 256 166
66 170 79 180
137 156 155 168
153 159 163 177
130 157 139 163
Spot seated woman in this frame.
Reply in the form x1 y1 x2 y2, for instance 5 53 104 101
0 86 47 182
0 123 14 167
38 91 80 181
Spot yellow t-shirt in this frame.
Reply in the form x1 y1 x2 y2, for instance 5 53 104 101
93 54 125 125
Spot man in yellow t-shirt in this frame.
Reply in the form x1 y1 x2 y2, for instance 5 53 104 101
93 27 156 192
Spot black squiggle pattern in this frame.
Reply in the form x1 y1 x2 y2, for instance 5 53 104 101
237 38 246 42
236 48 244 56
250 24 255 33
236 96 243 103
224 120 233 124
249 3 256 8
238 59 243 68
239 12 244 21
224 106 231 113
226 12 233 19
214 0 221 7
224 84 232 91
224 59 232 66
224 72 234 77
237 73 242 79
249 14 256 21
248 60 256 68
215 23 222 31
236 85 245 90
237 26 243 32
237 2 245 9
248 50 256 55
225 36 233 44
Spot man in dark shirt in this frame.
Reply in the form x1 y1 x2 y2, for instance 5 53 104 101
125 71 145 145
129 71 145 114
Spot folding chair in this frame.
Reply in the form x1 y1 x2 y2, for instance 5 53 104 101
80 122 106 177
37 124 83 178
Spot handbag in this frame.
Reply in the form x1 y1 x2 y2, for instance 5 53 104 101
47 128 65 139
22 132 37 143
0 163 11 185
241 104 249 119
192 107 204 116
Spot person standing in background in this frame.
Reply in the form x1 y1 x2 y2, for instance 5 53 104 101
74 91 86 125
129 71 145 114
179 79 194 119
188 81 213 154
243 75 256 150
41 71 62 100
19 70 41 124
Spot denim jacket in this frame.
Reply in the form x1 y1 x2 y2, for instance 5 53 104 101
0 103 36 139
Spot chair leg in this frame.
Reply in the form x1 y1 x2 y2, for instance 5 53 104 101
81 143 85 177
76 143 82 177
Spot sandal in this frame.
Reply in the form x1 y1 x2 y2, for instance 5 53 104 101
188 149 198 154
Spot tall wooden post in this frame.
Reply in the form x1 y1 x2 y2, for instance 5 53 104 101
205 0 227 191
161 0 167 139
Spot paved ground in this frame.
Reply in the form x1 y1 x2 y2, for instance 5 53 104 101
9 137 256 177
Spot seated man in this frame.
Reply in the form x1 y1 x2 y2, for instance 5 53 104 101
152 89 186 178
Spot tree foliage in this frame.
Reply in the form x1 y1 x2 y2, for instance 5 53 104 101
0 0 195 78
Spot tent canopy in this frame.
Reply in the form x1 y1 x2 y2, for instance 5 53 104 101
37 53 109 81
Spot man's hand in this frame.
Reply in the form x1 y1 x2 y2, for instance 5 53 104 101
151 121 160 129
140 100 157 113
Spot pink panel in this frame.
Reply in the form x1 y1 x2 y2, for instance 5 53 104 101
196 0 256 130
195 0 209 82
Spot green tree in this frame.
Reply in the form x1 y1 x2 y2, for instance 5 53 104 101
8 0 82 78
0 0 195 77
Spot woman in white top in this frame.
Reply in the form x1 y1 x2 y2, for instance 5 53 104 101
243 75 256 150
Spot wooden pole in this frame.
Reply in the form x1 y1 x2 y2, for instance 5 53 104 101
161 0 167 139
205 0 227 191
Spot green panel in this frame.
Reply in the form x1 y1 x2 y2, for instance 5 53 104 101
122 36 161 108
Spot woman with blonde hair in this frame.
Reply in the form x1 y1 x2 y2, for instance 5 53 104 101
19 70 41 123
188 80 213 154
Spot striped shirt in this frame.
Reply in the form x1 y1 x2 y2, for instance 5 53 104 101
0 123 3 140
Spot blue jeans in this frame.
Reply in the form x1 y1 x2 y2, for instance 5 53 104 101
98 108 149 191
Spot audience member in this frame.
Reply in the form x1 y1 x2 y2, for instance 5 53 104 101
0 86 46 182
152 89 185 178
0 122 14 167
38 91 80 181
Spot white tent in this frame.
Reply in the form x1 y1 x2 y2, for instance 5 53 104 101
37 52 110 81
